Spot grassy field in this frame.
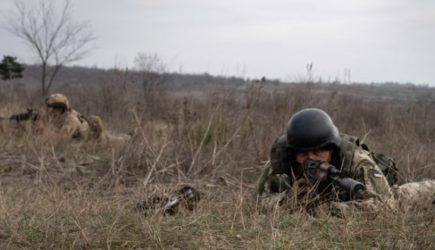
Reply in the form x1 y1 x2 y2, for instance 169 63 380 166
0 75 435 249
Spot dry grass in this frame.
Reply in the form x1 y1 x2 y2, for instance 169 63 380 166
0 77 435 249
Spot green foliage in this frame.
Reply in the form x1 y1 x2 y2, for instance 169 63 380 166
17 219 45 246
0 55 24 80
188 119 228 147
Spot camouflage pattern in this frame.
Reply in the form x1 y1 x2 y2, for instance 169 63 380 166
257 134 393 196
393 180 435 211
86 115 105 140
3 93 131 145
47 108 91 140
85 115 131 144
256 134 435 215
43 93 90 140
350 146 393 198
45 95 131 144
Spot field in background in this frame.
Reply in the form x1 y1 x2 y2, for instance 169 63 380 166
0 67 434 249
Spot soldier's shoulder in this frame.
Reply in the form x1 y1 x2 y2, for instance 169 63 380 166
63 111 82 124
64 110 78 119
270 134 289 174
69 109 82 117
271 134 287 151
352 146 375 165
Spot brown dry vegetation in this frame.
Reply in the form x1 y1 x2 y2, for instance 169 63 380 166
0 71 435 249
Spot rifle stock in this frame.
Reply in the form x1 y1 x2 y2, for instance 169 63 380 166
1 109 39 122
135 185 201 215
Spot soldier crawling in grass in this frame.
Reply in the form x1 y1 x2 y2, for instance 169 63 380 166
257 108 435 216
1 92 135 146
44 93 92 139
45 93 131 143
43 93 109 141
1 93 106 141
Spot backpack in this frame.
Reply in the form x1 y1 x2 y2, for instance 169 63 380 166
85 115 105 139
339 134 399 185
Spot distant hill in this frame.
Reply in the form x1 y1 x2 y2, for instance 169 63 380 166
18 64 435 103
20 64 248 90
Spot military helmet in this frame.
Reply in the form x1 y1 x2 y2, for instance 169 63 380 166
45 93 70 110
286 108 341 151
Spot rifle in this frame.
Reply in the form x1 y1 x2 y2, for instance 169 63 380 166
303 159 366 200
136 185 200 215
0 109 39 122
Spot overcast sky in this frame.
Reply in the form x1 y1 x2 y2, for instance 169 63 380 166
1 0 435 84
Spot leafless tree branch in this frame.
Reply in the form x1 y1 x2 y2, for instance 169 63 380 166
5 0 95 96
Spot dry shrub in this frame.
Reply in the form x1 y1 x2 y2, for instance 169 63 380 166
1 75 435 248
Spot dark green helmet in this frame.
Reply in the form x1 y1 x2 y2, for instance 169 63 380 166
286 108 341 151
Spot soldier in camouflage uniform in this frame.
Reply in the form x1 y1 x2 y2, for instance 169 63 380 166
45 93 91 140
45 93 131 144
1 93 130 145
257 108 435 215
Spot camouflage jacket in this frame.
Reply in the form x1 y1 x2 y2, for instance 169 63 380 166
48 109 91 140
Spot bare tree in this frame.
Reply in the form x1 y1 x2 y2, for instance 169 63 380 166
134 52 166 74
5 0 95 96
133 52 168 116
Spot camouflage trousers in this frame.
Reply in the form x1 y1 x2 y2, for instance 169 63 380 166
393 180 435 210
258 180 435 215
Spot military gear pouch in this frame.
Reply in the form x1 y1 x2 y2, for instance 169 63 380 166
370 152 398 185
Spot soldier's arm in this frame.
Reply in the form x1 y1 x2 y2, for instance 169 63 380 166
257 136 293 195
256 162 292 212
351 148 394 200
328 149 398 215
